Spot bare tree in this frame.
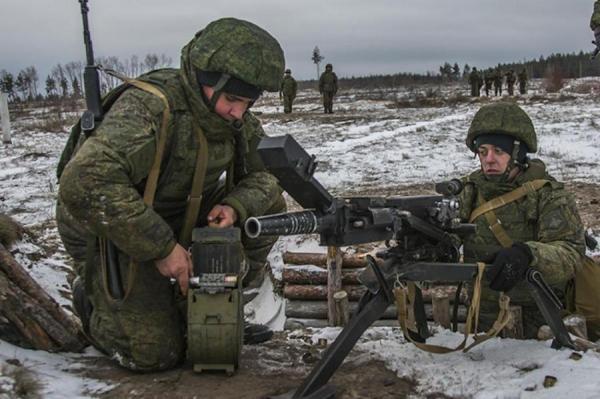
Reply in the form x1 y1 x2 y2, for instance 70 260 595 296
312 46 324 81
51 64 68 97
45 75 57 98
143 53 159 72
64 61 84 93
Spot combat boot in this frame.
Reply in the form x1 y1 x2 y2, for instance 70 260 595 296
72 277 93 335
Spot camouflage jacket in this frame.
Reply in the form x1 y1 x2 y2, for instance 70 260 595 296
57 68 282 262
280 75 298 98
591 0 600 30
468 70 482 86
319 71 338 94
458 159 585 304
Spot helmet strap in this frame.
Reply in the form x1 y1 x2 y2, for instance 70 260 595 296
208 73 231 111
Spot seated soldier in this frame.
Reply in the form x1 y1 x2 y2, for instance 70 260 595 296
458 102 586 338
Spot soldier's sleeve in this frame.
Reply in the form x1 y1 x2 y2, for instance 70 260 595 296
58 88 177 262
591 0 600 30
525 184 586 285
318 74 324 93
220 118 283 224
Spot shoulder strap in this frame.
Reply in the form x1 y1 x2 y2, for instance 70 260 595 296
468 179 549 249
468 179 549 223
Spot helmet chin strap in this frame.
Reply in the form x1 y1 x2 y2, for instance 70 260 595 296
207 73 231 111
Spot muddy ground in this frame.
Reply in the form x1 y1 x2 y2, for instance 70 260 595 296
83 332 421 399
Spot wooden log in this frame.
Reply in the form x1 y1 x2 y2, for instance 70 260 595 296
431 291 450 328
563 314 588 340
327 247 343 326
285 300 468 321
334 291 350 326
284 284 366 301
285 318 400 330
282 268 362 285
0 243 86 352
502 306 524 339
283 283 467 304
283 251 369 268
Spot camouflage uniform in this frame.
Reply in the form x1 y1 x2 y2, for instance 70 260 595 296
591 0 600 30
505 70 516 96
319 64 338 114
517 69 528 95
468 68 482 97
458 103 586 338
493 69 503 96
483 70 493 97
56 18 286 371
280 70 297 114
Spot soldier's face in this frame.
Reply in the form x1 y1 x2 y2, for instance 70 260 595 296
477 144 511 175
202 85 253 121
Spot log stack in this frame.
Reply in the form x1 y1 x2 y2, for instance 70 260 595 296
0 242 87 352
281 251 468 330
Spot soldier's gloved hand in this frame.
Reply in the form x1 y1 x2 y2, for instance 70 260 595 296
485 242 532 292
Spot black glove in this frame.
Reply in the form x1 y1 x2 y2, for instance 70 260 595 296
485 242 533 292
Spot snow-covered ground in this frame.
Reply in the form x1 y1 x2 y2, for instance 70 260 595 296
1 80 600 398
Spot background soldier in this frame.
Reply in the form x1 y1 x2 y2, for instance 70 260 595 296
279 68 297 114
517 68 528 95
591 1 600 55
319 63 338 114
493 68 503 96
483 69 494 97
469 67 482 97
56 18 287 371
505 69 516 96
459 102 585 338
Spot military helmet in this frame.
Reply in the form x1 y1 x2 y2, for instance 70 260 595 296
285 69 291 74
466 102 537 153
184 18 285 92
325 63 333 69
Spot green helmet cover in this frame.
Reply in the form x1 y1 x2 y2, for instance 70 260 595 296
183 18 285 92
466 102 537 153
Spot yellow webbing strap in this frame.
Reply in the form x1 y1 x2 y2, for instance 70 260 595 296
178 126 209 249
395 263 511 353
468 179 549 223
479 192 514 248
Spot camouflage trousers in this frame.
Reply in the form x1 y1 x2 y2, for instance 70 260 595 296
322 91 334 113
519 82 527 95
58 193 285 371
283 94 295 114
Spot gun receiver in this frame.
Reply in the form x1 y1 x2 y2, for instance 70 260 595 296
251 135 576 399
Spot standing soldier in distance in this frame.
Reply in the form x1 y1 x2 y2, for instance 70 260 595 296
484 69 494 97
493 68 503 96
469 67 482 97
517 68 528 95
319 63 338 114
505 69 516 96
56 18 287 372
279 69 298 114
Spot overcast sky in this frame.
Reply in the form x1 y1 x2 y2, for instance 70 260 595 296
0 0 596 82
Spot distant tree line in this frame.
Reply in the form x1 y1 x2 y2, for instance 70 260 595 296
2 50 599 103
0 53 172 103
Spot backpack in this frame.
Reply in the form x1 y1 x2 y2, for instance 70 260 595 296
567 254 600 341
